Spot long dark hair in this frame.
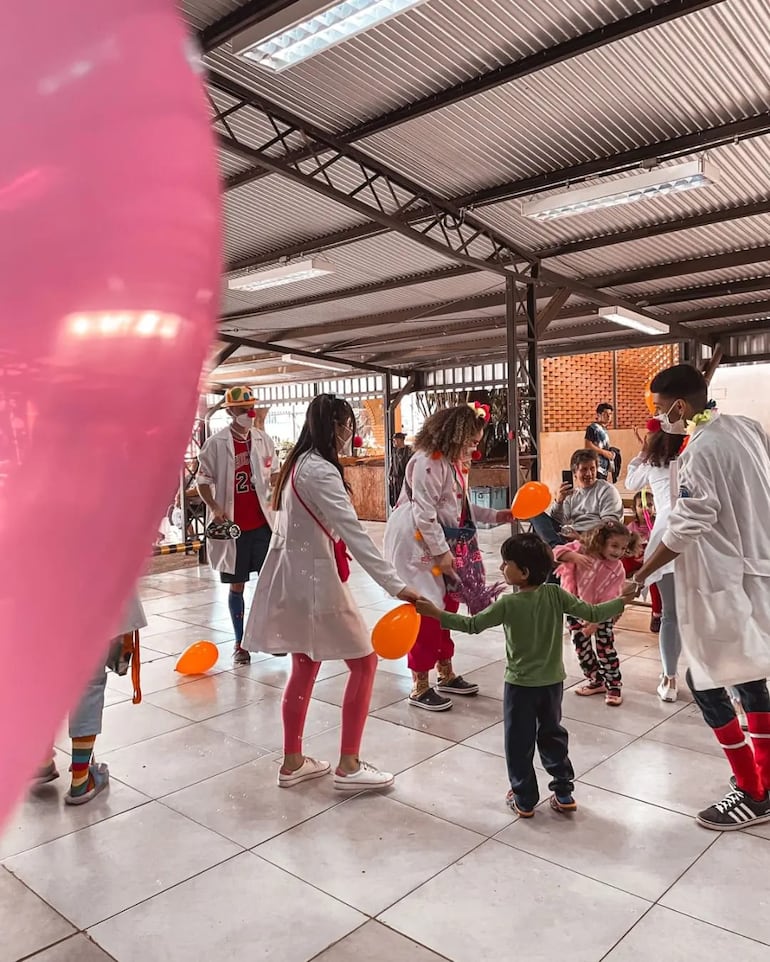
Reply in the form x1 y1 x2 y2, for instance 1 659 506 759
273 394 356 509
642 429 682 468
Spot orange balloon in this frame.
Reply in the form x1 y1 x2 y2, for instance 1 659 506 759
511 481 552 520
644 379 655 415
175 640 219 675
372 604 422 659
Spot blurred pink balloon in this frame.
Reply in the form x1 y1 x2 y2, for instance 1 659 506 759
0 1 220 827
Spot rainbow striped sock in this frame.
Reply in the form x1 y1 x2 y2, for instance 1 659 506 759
70 736 96 796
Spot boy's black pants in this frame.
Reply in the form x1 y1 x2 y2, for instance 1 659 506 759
503 681 574 806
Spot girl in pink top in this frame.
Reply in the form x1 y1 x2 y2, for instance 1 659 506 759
554 521 641 707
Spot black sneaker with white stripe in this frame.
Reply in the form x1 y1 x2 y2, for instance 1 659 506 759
696 788 770 831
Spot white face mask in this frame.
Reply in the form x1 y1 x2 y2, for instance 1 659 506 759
234 412 252 430
655 401 688 436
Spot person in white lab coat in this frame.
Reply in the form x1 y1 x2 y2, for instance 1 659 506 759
384 405 512 711
626 425 685 702
243 394 420 792
197 386 274 666
629 364 770 831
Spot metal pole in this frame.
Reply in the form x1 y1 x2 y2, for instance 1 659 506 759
383 372 394 517
526 278 541 482
505 276 520 532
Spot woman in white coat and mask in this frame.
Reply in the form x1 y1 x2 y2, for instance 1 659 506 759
626 424 685 702
629 364 770 832
384 404 512 711
243 394 420 792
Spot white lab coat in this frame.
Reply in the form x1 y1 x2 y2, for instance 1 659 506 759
383 450 499 607
661 413 770 689
625 454 676 584
196 426 274 574
242 451 406 660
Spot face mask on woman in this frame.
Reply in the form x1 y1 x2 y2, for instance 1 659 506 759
655 401 688 435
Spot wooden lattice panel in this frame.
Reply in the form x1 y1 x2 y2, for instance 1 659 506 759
540 352 614 432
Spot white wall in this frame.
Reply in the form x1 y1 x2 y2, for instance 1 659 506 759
710 363 770 430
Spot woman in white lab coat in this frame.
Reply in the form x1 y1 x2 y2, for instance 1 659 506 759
629 363 770 831
384 405 511 711
243 394 419 793
626 423 685 702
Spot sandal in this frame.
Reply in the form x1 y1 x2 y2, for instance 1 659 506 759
605 690 623 707
575 681 606 697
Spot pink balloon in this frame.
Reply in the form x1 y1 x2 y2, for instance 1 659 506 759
0 2 220 828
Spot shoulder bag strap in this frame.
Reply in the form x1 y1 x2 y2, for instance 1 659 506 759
291 461 334 543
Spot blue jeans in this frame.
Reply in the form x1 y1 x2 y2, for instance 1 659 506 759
530 512 567 548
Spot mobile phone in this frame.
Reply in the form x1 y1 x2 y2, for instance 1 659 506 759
561 470 573 486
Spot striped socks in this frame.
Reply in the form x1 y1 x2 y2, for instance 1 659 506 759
70 736 97 797
714 718 764 801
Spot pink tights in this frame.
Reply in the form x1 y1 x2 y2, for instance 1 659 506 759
282 651 377 756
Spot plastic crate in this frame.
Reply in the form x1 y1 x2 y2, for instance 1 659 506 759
490 486 510 511
470 486 491 509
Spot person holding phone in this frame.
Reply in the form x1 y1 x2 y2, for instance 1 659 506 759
531 449 623 548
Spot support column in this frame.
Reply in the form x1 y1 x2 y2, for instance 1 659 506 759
383 373 394 517
506 271 541 530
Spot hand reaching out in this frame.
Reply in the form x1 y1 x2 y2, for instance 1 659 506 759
415 598 444 621
397 587 421 604
621 579 640 600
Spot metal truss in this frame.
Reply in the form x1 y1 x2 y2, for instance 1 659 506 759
213 75 531 281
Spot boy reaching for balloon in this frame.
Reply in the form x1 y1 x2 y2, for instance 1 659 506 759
416 534 630 817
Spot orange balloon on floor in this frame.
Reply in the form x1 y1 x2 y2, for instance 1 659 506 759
372 604 422 659
511 481 552 520
175 640 219 675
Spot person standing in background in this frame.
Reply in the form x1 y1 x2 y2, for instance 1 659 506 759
197 386 273 666
388 432 412 507
585 403 617 481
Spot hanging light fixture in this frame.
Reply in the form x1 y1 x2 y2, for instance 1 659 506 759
233 0 430 72
521 159 717 221
598 307 669 336
227 257 335 293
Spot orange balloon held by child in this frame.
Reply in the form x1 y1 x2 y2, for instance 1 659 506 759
511 481 552 520
371 604 422 659
175 640 219 675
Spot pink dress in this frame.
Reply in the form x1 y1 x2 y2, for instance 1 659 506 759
553 541 625 605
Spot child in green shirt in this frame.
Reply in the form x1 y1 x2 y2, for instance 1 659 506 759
416 534 628 817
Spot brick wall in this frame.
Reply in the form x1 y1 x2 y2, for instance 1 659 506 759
541 345 679 431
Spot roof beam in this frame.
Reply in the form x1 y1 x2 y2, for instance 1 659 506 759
222 266 477 322
641 275 770 306
536 289 571 336
221 111 770 275
588 246 770 289
212 77 676 334
221 0 725 192
538 198 770 260
217 333 399 377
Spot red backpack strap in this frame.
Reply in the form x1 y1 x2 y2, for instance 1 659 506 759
291 462 333 543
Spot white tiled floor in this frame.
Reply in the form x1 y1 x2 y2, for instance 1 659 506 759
3 523 769 961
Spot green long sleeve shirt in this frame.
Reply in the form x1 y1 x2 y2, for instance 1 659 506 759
439 585 625 687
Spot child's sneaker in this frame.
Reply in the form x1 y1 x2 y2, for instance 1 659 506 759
233 646 251 666
506 790 536 818
409 688 452 711
550 793 578 814
436 676 479 696
649 614 662 633
696 788 770 831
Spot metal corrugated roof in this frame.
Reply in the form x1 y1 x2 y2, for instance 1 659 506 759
203 0 658 134
183 0 244 32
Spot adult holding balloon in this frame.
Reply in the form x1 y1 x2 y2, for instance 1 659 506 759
242 395 420 792
384 404 512 711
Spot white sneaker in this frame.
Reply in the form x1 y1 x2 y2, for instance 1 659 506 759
333 760 394 793
657 676 678 703
277 757 331 788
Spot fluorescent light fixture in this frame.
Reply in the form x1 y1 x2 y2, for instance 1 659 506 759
228 257 334 293
521 159 717 221
282 353 350 373
233 0 429 71
598 306 669 336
